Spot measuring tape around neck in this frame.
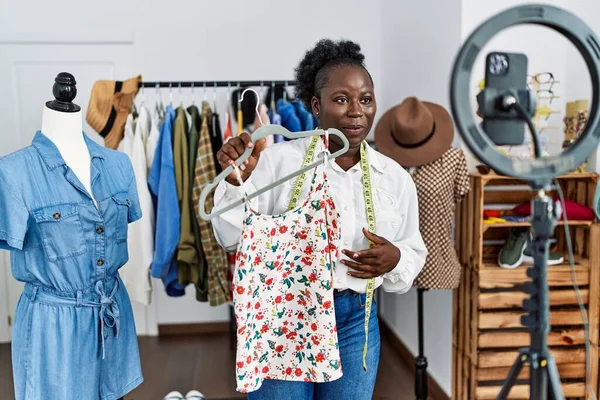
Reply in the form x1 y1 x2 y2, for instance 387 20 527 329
289 137 376 372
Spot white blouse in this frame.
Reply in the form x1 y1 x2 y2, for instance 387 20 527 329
211 137 427 294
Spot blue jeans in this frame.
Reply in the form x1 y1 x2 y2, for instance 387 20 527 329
247 289 380 400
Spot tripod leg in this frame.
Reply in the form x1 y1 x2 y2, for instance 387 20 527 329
546 355 565 400
415 288 428 400
496 352 527 400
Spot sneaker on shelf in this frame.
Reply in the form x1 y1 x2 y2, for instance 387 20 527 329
185 390 206 400
163 392 184 400
522 246 565 265
498 228 529 269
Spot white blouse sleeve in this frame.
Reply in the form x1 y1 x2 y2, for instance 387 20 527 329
381 174 428 293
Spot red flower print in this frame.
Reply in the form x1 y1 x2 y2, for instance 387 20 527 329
270 228 276 236
237 361 244 368
301 257 311 265
281 327 289 334
286 367 292 376
295 368 303 377
332 219 338 229
320 200 325 208
297 312 304 319
316 353 325 363
262 366 269 373
256 313 264 320
285 293 294 301
309 273 317 283
236 286 245 295
254 302 260 309
286 332 298 340
305 245 313 254
266 278 273 286
323 301 332 310
275 345 284 353
275 296 282 304
250 230 254 239
311 323 318 331
279 225 288 234
298 231 308 240
260 324 269 333
246 355 252 364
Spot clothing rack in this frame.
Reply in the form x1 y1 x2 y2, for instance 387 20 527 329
139 80 297 88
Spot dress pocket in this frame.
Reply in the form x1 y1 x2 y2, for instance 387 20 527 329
111 193 131 243
33 204 86 261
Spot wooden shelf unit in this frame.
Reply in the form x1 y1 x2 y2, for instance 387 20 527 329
452 172 600 400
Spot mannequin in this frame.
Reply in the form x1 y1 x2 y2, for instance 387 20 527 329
374 97 470 400
0 72 142 400
41 73 95 205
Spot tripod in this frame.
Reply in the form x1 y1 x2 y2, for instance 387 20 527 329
496 188 564 400
415 288 429 400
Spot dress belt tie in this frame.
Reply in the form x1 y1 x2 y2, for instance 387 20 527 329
26 276 120 360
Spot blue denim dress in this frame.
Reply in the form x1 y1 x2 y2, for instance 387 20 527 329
0 131 144 400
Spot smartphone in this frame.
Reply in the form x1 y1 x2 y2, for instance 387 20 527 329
481 52 528 146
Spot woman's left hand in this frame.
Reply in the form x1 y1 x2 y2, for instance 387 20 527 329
341 228 401 279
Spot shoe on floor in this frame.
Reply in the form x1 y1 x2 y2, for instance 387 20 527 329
163 392 184 400
498 228 529 269
522 246 564 265
185 390 206 400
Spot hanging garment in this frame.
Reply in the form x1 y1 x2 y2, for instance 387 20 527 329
174 106 199 288
233 136 343 393
210 110 225 175
192 102 230 306
411 148 470 289
119 106 154 306
117 114 135 154
148 106 185 297
267 109 284 143
188 105 209 302
0 131 143 400
224 110 233 142
277 99 302 133
146 109 160 175
291 100 315 131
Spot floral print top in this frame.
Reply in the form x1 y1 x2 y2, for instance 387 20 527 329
232 157 342 393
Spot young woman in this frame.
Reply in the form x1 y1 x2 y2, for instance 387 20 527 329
212 38 427 400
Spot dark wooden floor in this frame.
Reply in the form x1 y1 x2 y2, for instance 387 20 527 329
0 328 415 400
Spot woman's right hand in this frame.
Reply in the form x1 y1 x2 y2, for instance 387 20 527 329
217 132 267 186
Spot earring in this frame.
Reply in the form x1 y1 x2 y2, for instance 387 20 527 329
316 112 319 116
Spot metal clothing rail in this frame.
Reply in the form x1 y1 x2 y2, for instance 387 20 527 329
139 80 297 88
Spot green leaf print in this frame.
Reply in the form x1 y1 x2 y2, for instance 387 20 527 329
268 340 276 350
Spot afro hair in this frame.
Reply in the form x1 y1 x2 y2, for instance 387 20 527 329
294 38 372 109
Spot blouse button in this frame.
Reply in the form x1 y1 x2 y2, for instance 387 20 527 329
125 199 131 206
97 259 104 266
53 212 61 220
96 226 104 234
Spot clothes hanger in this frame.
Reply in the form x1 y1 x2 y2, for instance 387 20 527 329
197 87 349 221
155 82 165 120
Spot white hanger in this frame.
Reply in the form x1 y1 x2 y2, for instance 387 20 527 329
197 87 349 220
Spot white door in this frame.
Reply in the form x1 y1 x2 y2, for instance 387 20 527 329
0 38 143 341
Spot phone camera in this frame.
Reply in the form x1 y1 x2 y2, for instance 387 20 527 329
488 53 509 76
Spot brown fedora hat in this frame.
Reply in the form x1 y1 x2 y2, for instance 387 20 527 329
86 75 141 149
374 97 454 167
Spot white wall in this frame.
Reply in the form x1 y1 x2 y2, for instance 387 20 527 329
564 0 598 171
0 0 384 336
378 0 463 395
